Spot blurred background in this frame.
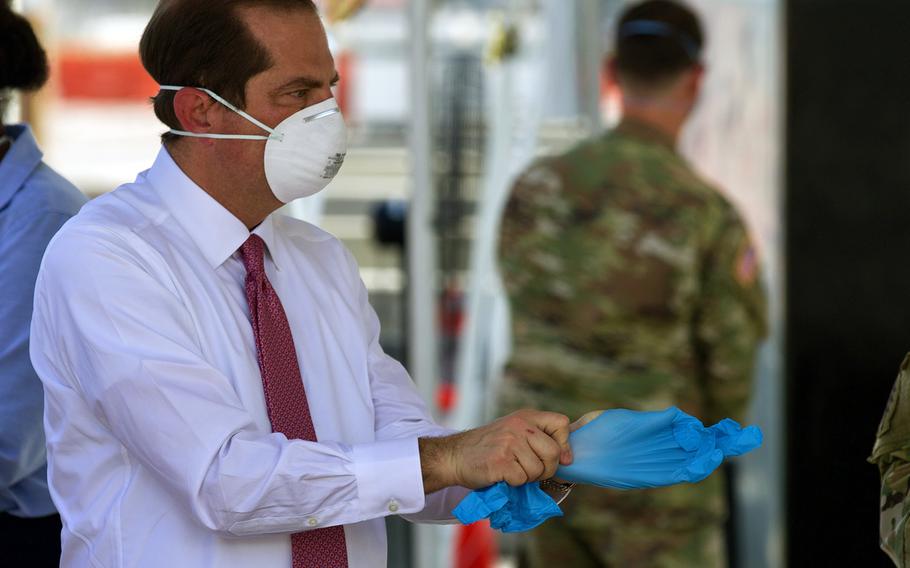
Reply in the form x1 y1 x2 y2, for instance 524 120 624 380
6 0 910 566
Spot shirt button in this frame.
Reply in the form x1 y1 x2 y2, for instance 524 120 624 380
388 500 400 513
307 517 318 527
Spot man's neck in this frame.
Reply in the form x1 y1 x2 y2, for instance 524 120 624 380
619 99 688 147
167 143 282 230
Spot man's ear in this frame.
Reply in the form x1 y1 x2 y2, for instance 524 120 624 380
604 55 621 91
172 88 217 143
684 64 706 100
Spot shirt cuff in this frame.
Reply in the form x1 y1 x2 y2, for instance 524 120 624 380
352 438 426 517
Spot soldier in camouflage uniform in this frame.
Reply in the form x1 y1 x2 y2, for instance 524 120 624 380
871 354 910 567
497 2 768 566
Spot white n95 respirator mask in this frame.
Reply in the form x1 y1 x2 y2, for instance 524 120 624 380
158 86 347 203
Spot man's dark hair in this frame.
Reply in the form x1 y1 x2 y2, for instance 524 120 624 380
613 0 704 88
0 1 50 119
140 0 317 144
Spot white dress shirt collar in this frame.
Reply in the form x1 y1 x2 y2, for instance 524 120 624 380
146 146 288 271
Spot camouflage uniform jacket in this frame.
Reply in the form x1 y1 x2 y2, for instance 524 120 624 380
497 119 768 567
871 353 910 567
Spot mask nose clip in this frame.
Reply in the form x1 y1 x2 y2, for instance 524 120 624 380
304 107 341 124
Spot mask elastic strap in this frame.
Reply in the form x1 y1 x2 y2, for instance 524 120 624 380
164 130 273 141
158 86 282 141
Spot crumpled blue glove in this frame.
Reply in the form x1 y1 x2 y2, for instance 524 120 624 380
452 481 562 533
452 407 762 532
710 418 763 457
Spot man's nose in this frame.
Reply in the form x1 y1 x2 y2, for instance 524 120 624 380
312 88 335 105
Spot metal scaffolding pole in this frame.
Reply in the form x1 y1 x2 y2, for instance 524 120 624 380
577 0 603 129
407 0 439 426
408 1 443 567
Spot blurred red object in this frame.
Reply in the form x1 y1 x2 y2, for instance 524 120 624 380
435 382 457 413
454 521 497 568
335 50 352 117
58 49 158 101
439 286 465 335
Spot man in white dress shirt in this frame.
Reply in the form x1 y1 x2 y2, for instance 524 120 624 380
28 1 573 567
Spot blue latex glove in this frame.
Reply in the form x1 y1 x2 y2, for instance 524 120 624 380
557 407 751 489
452 481 562 532
710 418 764 457
453 407 763 532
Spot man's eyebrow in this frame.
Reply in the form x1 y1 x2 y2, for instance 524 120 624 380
274 72 341 92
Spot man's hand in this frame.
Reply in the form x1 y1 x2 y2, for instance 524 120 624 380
419 410 572 494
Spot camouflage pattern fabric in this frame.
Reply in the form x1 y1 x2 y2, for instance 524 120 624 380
871 353 910 567
498 119 768 567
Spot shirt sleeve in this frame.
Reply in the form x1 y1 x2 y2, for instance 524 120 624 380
29 226 453 537
0 210 71 495
694 211 769 424
344 245 470 523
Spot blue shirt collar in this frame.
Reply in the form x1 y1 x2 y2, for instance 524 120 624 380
146 146 288 271
0 124 44 210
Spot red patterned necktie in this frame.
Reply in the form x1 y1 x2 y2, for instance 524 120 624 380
240 235 349 568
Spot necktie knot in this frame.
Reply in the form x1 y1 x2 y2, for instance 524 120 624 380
240 234 266 279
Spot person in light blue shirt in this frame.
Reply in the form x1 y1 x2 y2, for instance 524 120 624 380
0 2 86 565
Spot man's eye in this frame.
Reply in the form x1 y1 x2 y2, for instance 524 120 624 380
292 90 310 99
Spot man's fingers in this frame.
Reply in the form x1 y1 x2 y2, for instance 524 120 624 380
511 440 546 483
528 411 572 464
525 427 562 479
503 461 531 487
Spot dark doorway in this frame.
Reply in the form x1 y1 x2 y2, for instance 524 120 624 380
786 1 910 566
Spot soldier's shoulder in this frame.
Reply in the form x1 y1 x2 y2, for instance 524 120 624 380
667 167 748 234
664 159 732 210
873 353 910 464
519 133 625 180
607 129 728 209
512 154 567 192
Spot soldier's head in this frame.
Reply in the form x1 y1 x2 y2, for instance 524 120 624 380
606 1 705 130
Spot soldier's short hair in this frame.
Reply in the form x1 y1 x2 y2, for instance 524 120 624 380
614 0 704 88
